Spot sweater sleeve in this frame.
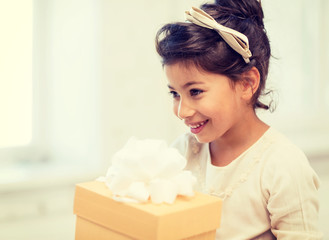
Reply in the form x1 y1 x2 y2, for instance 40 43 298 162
170 133 189 157
262 145 323 240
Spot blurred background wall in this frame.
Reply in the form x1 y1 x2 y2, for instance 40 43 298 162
0 0 328 239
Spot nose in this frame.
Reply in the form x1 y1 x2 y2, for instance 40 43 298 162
176 97 195 120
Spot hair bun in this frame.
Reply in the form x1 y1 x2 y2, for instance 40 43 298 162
212 0 265 28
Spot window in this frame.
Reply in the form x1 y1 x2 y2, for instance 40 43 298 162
0 0 33 148
0 0 102 170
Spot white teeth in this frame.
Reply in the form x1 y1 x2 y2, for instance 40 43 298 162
190 121 206 129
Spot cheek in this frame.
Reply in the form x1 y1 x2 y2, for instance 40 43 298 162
204 103 229 122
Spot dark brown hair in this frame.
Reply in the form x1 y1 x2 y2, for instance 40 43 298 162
155 0 272 110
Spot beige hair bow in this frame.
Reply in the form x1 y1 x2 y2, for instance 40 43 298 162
185 7 252 63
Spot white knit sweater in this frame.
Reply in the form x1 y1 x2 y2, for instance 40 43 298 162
172 127 322 240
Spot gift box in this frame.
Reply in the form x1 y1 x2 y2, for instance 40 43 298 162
73 181 222 240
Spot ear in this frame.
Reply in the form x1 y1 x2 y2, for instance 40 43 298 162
238 67 260 101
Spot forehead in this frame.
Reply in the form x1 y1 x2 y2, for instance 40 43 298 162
164 62 231 88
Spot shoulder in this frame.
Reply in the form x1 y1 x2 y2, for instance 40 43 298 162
261 127 309 164
260 127 320 192
170 132 204 156
170 133 209 166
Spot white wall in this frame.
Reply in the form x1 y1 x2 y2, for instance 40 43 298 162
259 0 329 156
32 0 102 167
99 0 184 168
33 0 204 170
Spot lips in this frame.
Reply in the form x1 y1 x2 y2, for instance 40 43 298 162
187 120 209 134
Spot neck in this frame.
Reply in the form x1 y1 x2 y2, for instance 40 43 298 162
209 111 269 167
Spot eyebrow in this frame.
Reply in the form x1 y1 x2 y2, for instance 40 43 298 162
167 81 204 89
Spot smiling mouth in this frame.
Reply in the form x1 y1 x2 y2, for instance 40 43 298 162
189 120 209 134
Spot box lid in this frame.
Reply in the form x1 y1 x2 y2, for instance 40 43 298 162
74 181 222 240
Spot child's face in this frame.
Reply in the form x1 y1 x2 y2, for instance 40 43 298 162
165 62 248 143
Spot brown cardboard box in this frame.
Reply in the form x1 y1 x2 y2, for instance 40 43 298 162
73 181 222 240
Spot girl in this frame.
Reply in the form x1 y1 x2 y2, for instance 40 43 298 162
155 0 322 239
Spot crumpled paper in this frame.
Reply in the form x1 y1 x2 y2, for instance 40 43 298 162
98 137 197 204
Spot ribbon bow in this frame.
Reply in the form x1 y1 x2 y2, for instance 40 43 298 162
185 7 252 63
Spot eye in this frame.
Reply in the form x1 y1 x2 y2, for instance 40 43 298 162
169 90 180 99
190 89 203 96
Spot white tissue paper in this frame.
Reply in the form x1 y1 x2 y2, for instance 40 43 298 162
99 137 197 204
